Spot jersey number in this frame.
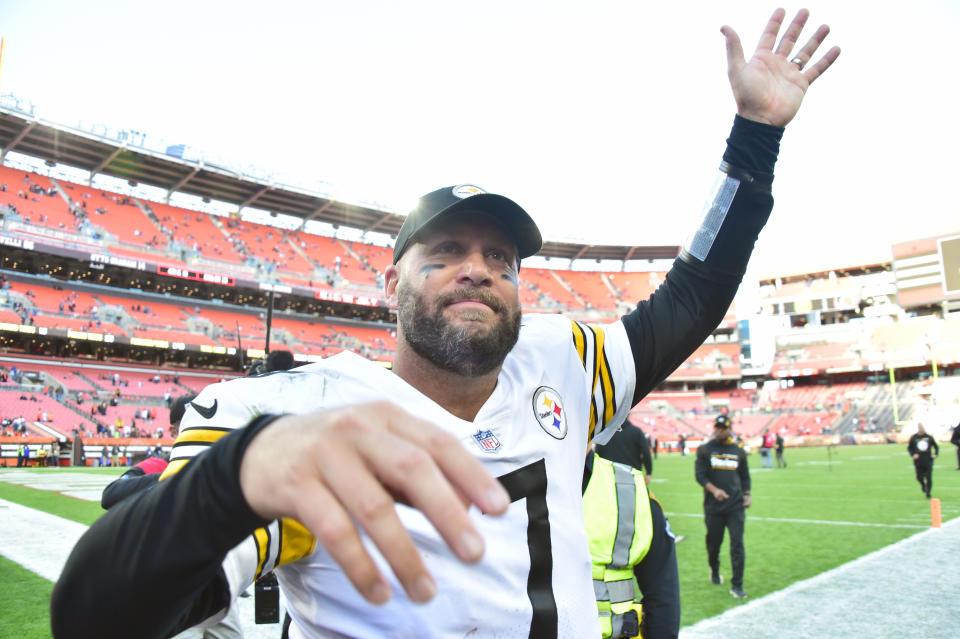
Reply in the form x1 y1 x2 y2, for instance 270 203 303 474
496 458 557 638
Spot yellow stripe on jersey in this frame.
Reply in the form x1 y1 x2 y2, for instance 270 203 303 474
278 518 317 567
594 327 616 427
159 458 189 481
159 427 232 480
175 427 232 445
253 527 271 579
571 321 617 441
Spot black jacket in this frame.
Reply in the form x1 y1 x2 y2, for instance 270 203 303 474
908 433 939 466
695 437 750 514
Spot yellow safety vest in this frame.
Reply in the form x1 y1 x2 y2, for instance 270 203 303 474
583 454 654 639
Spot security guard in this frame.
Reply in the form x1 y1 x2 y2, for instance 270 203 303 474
583 453 680 639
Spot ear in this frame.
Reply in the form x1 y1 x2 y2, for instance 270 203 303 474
384 264 400 309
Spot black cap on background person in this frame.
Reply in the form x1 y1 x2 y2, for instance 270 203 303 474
266 349 296 372
170 394 197 428
393 184 542 264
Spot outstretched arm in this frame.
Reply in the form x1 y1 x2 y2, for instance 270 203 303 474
623 10 840 403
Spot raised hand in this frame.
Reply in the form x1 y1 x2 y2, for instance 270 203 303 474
722 8 841 127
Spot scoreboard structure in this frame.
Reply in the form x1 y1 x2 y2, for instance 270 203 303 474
892 232 960 310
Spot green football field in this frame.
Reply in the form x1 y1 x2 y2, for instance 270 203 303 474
650 442 959 625
0 443 957 637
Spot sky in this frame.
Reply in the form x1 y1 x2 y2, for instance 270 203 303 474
1 0 958 280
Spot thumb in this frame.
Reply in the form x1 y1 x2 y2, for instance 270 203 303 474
721 25 745 77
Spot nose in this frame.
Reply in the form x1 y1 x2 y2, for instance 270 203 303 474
455 250 492 286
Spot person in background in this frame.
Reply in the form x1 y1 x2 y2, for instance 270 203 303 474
695 414 751 598
596 423 654 485
584 451 679 638
775 431 786 468
950 420 960 471
759 429 775 468
907 423 938 499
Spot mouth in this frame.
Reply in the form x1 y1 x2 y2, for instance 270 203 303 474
440 290 504 315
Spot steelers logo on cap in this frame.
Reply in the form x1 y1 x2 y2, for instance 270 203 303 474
452 184 486 199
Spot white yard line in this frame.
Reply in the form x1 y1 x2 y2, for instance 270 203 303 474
680 517 960 638
665 511 930 529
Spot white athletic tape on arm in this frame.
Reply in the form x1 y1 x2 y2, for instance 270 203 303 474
683 171 740 262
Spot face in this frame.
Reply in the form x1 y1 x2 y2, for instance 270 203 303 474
385 213 522 377
714 424 732 442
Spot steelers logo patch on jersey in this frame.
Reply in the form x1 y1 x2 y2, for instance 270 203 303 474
533 386 567 440
918 440 929 452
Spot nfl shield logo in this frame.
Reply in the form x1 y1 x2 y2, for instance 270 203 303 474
473 429 501 453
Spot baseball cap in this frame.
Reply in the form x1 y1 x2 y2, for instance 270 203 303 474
392 184 542 264
714 415 733 429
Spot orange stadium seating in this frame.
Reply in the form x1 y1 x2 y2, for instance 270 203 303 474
56 180 167 250
0 166 78 232
559 271 617 312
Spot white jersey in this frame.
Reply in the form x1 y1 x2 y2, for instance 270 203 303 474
171 314 637 638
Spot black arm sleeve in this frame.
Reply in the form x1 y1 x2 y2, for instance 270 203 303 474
623 116 782 405
51 414 279 639
637 428 653 476
100 470 160 510
634 499 680 639
739 449 751 494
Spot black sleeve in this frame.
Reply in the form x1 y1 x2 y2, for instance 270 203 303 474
694 442 711 488
932 438 939 456
739 448 751 494
634 499 680 639
100 469 160 510
623 116 781 405
51 414 279 639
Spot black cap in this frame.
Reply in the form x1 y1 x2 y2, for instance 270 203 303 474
170 394 197 426
392 184 542 264
714 414 733 429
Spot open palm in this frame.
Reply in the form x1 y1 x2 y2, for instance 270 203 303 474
723 9 841 127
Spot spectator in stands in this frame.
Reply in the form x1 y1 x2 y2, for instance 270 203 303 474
907 424 939 499
696 414 751 599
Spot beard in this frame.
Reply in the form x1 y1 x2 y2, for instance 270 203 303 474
397 283 521 377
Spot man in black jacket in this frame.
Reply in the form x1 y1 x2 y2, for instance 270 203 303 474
908 424 939 498
695 414 751 598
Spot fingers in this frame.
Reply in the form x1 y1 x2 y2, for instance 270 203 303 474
294 470 395 604
720 25 745 76
773 9 810 57
321 445 438 603
805 45 841 85
754 7 786 54
239 404 510 606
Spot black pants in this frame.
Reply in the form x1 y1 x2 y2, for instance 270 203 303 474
705 508 745 588
914 462 933 496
